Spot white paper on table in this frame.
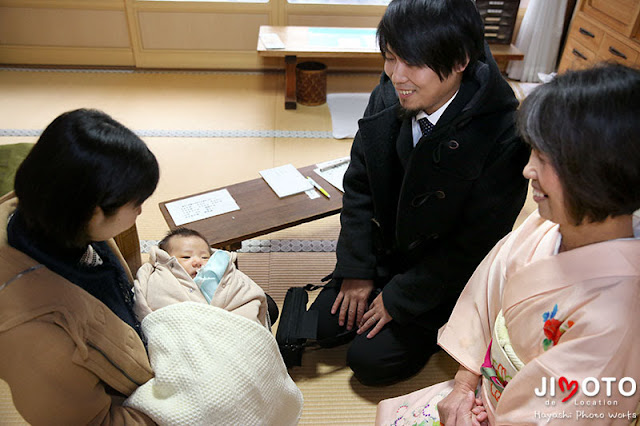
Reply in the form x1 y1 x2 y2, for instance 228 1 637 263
259 164 313 198
165 189 240 226
306 188 320 199
260 33 285 49
337 38 362 49
313 156 350 193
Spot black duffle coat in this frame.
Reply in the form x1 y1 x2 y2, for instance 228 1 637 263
333 46 530 329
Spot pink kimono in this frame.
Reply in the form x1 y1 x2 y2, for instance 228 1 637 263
377 211 640 425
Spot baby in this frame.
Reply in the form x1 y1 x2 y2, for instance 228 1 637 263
133 228 270 327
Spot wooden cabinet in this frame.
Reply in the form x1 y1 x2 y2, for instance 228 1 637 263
558 0 640 72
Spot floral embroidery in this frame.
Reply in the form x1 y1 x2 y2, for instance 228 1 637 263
542 304 574 351
386 395 446 426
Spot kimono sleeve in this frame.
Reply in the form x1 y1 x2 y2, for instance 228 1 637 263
438 211 547 375
437 231 513 375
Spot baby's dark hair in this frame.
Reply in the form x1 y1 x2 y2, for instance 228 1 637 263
158 228 209 252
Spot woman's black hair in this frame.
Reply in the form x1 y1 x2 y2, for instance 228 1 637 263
517 63 640 225
14 108 159 246
377 0 484 80
158 228 209 253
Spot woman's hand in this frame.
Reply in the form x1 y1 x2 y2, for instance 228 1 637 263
438 366 483 425
357 292 392 338
471 397 489 425
444 390 489 426
331 279 374 330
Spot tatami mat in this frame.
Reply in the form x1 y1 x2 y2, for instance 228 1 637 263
292 349 458 425
0 69 280 131
237 251 460 425
0 68 366 244
0 380 25 425
0 66 537 425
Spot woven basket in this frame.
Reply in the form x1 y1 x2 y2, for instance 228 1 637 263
296 62 327 106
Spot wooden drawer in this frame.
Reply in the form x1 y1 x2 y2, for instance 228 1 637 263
570 14 605 53
476 0 520 44
483 22 517 44
476 0 520 12
581 0 640 37
477 2 520 23
559 37 597 72
597 33 640 66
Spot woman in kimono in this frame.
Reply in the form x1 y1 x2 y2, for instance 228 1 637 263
376 63 640 425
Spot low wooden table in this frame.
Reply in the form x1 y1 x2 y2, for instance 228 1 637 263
257 25 524 110
159 165 343 250
258 26 380 110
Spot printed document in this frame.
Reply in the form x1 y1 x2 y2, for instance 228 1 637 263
166 189 240 226
314 156 350 192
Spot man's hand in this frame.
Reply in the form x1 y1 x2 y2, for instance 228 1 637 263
357 292 392 339
331 279 374 331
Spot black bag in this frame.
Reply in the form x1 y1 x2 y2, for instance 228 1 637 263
275 283 323 368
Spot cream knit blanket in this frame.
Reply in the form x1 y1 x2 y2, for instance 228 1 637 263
125 302 303 425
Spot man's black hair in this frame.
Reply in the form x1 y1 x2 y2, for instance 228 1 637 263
377 0 485 80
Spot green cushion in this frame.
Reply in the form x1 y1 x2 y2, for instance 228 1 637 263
0 143 34 196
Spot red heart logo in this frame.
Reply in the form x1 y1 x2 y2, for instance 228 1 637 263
559 376 578 402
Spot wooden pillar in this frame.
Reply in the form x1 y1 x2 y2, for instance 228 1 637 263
285 55 297 110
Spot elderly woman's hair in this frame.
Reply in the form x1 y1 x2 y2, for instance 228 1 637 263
517 63 640 225
158 228 209 253
377 0 484 81
14 108 159 246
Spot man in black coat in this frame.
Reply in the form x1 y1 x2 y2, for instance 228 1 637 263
309 0 530 385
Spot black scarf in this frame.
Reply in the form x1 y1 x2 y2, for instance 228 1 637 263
7 209 144 342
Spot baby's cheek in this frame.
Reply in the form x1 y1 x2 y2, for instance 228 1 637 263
177 260 190 272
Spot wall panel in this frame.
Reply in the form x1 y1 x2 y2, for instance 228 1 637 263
0 7 130 48
138 11 269 50
286 14 381 27
0 0 527 71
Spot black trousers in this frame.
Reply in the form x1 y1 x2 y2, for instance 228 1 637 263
308 281 439 386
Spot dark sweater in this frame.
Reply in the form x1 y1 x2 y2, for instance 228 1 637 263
7 209 143 340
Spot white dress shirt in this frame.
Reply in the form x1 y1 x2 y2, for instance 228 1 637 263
411 91 458 147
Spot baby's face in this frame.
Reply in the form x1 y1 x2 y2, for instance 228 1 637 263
167 235 211 278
